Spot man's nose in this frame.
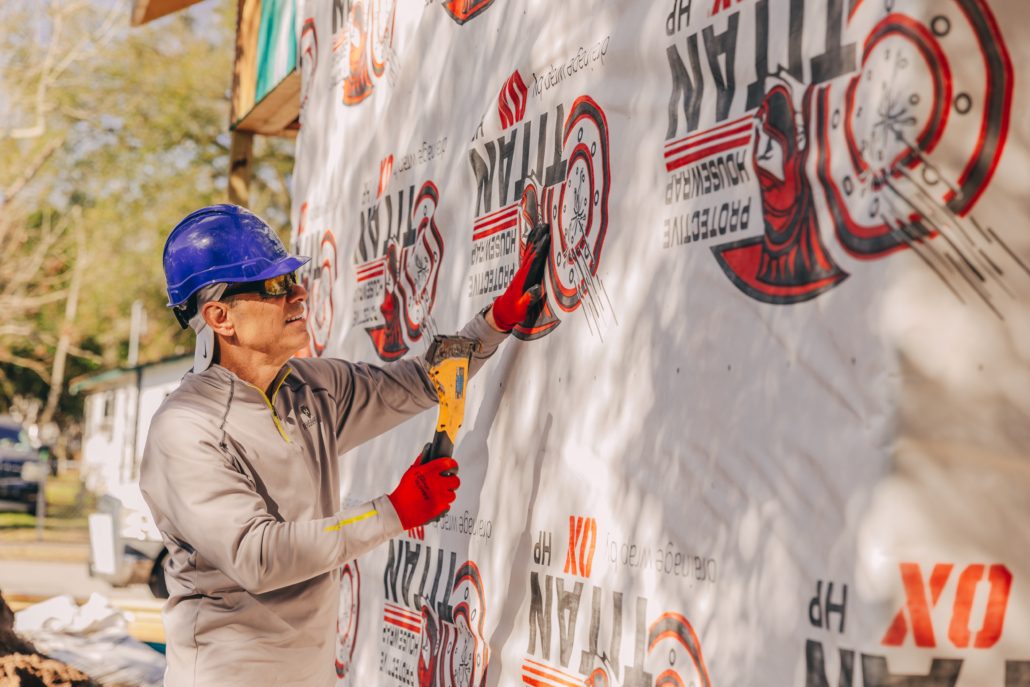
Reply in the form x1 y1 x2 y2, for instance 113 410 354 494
288 282 308 303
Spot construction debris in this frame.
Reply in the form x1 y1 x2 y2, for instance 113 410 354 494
9 593 164 687
0 590 99 687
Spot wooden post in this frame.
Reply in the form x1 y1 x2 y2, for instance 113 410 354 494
231 0 262 127
228 129 253 206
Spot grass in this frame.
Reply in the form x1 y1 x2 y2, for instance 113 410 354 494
0 512 36 528
0 472 94 555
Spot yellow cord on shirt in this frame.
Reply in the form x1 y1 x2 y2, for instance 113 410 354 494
324 509 377 532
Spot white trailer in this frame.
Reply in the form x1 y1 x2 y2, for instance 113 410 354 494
73 355 191 595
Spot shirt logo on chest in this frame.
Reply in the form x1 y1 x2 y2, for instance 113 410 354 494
299 405 318 428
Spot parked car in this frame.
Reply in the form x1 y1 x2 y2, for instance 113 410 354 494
0 417 46 514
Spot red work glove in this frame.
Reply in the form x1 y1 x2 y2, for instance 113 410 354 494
387 454 460 529
490 222 551 332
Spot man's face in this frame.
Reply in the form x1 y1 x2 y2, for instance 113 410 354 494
225 282 309 362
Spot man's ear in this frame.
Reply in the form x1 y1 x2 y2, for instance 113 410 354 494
201 300 235 338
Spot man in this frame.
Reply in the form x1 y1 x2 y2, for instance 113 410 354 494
140 204 548 686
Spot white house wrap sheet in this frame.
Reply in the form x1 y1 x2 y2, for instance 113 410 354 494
289 1 1030 685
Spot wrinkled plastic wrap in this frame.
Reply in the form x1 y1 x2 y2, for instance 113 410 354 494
290 1 1030 684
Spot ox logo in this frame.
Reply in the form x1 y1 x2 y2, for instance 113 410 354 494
881 563 1012 649
563 515 598 578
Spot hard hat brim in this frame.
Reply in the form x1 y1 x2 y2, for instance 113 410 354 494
166 254 311 307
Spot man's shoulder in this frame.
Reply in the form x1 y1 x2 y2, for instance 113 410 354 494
287 356 356 388
148 379 225 442
288 356 351 372
148 403 219 444
287 357 323 372
141 406 220 488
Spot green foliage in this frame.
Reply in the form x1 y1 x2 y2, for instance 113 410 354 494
0 1 294 438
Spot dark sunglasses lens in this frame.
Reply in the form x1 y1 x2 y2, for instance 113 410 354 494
262 272 296 297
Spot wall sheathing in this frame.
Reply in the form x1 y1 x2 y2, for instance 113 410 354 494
290 1 1030 685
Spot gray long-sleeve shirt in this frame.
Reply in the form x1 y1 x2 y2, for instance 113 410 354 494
140 314 507 686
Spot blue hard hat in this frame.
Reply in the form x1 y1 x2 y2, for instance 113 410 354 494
163 204 309 308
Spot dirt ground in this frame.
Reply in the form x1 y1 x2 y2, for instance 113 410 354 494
0 653 99 687
0 593 99 687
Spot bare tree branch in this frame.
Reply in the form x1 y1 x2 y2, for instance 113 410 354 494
41 217 86 425
1 138 62 210
4 2 64 140
0 290 71 310
0 352 51 383
0 212 71 298
67 345 103 365
0 324 35 338
1 0 123 140
0 368 16 402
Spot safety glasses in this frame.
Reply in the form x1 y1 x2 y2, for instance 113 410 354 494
220 271 298 300
172 271 300 330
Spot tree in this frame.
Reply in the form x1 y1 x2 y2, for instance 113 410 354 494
0 0 294 449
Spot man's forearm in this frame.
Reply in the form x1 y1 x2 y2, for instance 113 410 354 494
209 497 402 594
